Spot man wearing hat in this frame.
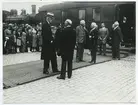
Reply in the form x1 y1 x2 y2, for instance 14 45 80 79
112 21 123 60
57 19 76 80
41 12 59 74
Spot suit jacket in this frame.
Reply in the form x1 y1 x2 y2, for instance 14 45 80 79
60 26 76 61
41 21 55 60
76 25 86 43
98 27 109 40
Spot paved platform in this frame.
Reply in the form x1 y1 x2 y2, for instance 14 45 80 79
4 49 128 88
3 55 136 104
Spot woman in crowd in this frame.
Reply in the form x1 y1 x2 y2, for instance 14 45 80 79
11 30 17 53
36 29 42 52
32 26 37 52
89 22 98 64
36 23 42 52
16 28 22 53
21 30 27 53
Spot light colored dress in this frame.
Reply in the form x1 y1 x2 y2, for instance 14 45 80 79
32 28 37 48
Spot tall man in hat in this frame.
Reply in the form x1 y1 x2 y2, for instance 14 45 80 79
41 12 59 74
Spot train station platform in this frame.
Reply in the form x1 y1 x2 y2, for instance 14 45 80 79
3 48 129 89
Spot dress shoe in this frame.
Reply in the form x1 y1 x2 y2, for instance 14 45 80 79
53 70 60 73
57 76 65 80
112 57 116 60
89 60 94 63
89 60 96 64
98 53 102 55
68 76 71 79
43 70 49 74
118 58 120 60
103 54 106 56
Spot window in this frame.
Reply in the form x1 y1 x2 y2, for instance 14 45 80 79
79 10 85 20
68 9 78 20
93 7 101 21
52 10 61 21
102 6 114 21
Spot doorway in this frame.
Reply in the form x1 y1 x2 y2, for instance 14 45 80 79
118 3 135 47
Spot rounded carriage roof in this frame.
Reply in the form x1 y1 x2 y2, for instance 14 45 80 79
39 2 134 12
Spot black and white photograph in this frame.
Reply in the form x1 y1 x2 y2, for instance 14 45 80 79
1 0 137 104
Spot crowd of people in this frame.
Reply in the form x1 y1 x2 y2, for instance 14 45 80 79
3 12 123 80
3 23 43 54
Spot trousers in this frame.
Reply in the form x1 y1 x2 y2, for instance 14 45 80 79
44 52 58 72
76 43 84 61
60 59 73 78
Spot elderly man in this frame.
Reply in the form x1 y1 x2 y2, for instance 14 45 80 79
57 19 76 80
98 23 109 56
112 21 123 60
41 12 59 74
89 22 98 63
76 20 87 62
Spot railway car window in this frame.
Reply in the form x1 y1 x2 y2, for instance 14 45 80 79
52 10 61 21
102 6 114 21
93 8 101 21
51 10 61 25
67 9 79 26
79 10 85 20
68 9 78 19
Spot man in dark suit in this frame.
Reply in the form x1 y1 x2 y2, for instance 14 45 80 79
112 21 123 60
57 19 76 80
41 12 59 74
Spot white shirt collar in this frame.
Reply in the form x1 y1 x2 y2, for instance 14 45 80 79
114 26 118 30
66 25 71 27
46 19 50 25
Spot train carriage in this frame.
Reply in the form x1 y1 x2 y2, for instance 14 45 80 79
38 2 135 47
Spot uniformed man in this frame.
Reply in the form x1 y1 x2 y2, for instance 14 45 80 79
98 23 109 56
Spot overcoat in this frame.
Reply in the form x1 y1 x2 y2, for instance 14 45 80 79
89 28 98 49
60 26 76 61
112 26 123 48
41 21 55 60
